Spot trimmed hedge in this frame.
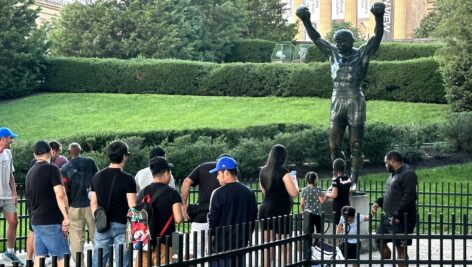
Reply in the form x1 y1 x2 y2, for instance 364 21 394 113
305 42 443 63
42 57 446 103
225 39 276 63
11 122 451 183
43 57 218 94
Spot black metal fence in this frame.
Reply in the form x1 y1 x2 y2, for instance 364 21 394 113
0 180 472 266
4 212 470 267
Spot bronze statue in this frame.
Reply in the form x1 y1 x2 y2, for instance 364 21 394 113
296 2 385 187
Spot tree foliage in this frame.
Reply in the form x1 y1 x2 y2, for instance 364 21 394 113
433 0 472 111
0 0 48 99
49 0 248 62
325 21 363 42
243 0 297 42
414 10 441 38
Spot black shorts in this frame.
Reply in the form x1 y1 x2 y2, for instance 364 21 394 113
258 202 291 235
375 215 416 246
340 241 360 259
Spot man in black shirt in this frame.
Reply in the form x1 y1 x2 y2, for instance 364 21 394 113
371 151 417 267
207 156 257 267
90 140 137 267
180 160 220 257
135 156 183 266
61 142 99 265
26 141 70 267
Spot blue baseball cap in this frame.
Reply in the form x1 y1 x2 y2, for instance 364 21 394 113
0 128 17 138
209 156 238 173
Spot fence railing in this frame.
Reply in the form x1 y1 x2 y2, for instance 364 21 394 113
1 180 471 252
6 212 470 267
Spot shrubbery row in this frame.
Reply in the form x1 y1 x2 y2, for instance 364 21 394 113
14 114 472 183
305 42 443 63
42 57 446 103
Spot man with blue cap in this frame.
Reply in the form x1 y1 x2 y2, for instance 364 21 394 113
0 127 24 266
207 156 257 267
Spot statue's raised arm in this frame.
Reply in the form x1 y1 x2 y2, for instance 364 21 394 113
296 6 334 58
360 2 385 57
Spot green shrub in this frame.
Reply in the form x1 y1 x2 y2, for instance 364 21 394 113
225 39 276 63
42 57 445 103
162 135 228 179
305 42 442 63
441 112 472 153
366 58 445 103
11 122 450 183
42 57 218 94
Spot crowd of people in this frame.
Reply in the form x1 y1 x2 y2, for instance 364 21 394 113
0 127 418 267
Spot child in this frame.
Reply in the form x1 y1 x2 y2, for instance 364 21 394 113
336 206 370 267
300 171 327 245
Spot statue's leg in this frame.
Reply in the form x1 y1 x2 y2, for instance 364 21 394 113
349 124 364 185
329 123 346 162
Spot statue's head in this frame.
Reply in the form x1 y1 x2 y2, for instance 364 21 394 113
334 29 354 54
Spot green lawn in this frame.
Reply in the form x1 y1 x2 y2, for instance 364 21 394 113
0 93 448 142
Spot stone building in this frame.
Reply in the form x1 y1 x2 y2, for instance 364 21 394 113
285 0 436 41
33 0 65 26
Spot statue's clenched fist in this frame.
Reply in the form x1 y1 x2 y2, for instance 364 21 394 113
370 2 385 17
296 6 311 22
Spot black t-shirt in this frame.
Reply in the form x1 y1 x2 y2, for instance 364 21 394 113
259 166 291 205
61 157 99 207
187 162 220 223
137 183 182 246
91 167 137 224
331 175 352 210
208 182 258 250
26 161 64 225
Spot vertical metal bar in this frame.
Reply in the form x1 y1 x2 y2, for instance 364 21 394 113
75 252 82 267
97 248 103 267
39 257 45 267
463 214 467 267
427 213 431 267
87 249 92 267
109 245 114 267
147 243 152 267
451 213 456 264
156 237 161 267
118 243 124 267
172 233 183 263
165 236 170 265
137 241 143 267
416 213 420 267
439 213 443 263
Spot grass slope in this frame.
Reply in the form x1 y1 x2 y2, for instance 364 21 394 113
0 93 448 142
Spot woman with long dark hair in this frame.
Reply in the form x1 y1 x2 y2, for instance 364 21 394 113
258 144 299 267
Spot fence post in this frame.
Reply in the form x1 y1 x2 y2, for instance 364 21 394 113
172 233 183 263
302 211 313 266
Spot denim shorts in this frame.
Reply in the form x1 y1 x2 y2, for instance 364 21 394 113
32 224 70 258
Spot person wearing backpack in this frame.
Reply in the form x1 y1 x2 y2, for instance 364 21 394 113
135 156 183 266
61 142 99 266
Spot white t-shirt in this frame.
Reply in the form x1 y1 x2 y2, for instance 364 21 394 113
338 214 368 243
134 167 175 192
0 149 14 199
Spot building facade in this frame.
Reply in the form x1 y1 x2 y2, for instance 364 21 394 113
33 0 65 26
284 0 436 41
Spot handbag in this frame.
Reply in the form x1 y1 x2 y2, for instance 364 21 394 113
94 173 118 233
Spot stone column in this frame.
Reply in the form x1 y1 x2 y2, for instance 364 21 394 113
345 0 358 27
319 0 332 38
